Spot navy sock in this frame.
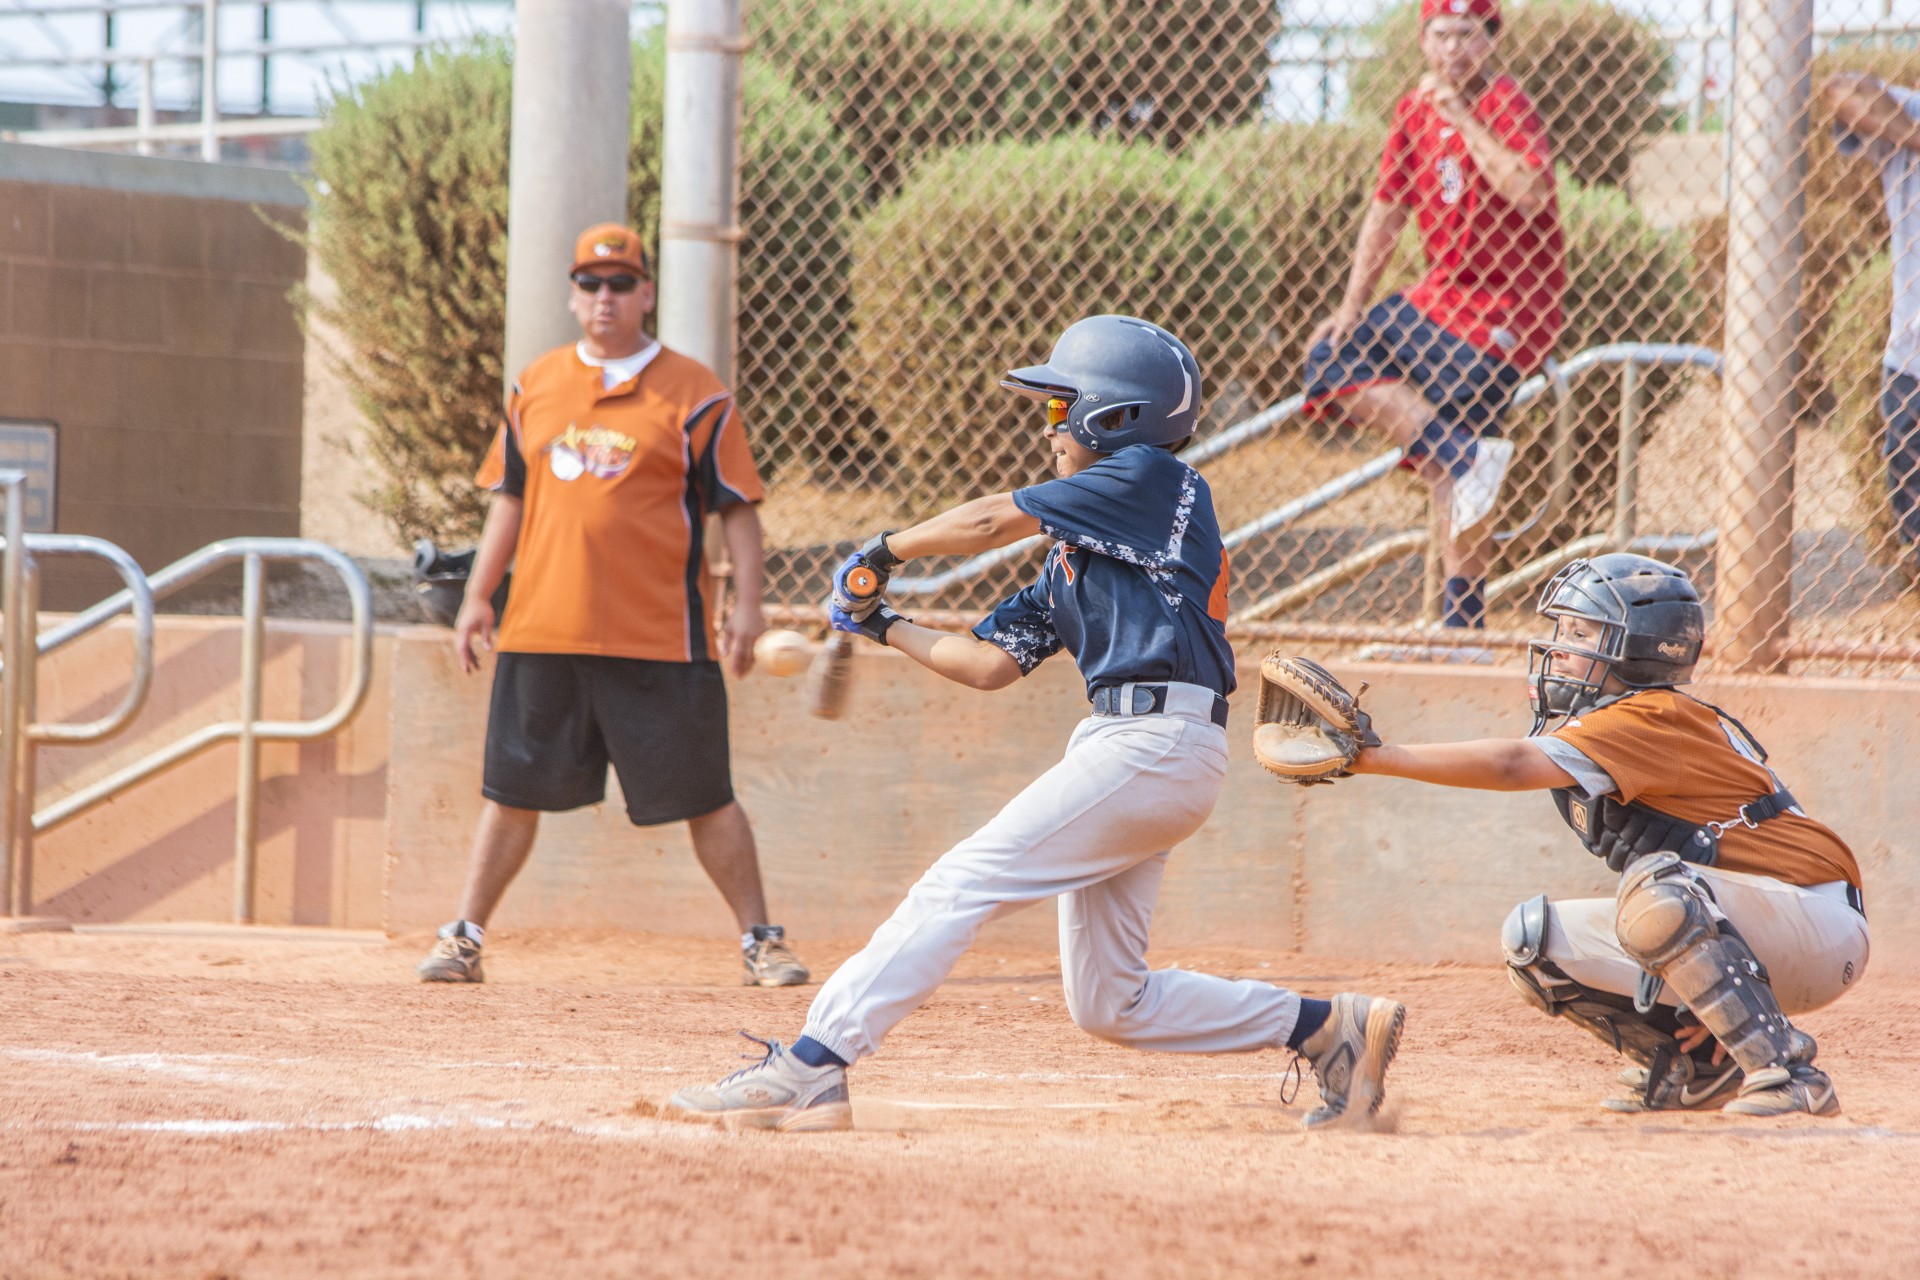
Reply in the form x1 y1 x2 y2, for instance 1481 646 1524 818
1287 998 1333 1051
1442 575 1486 629
790 1035 847 1069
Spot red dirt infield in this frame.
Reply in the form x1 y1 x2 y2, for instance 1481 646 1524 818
2 927 1915 1278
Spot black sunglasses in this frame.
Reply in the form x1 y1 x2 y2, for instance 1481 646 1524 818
571 272 642 295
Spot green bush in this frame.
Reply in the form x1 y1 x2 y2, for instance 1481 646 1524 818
845 135 1276 506
1817 253 1901 560
1348 0 1672 189
306 37 865 543
304 41 514 544
749 0 1057 195
1052 0 1280 149
1183 122 1390 406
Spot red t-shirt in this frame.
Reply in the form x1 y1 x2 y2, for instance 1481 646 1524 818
1376 76 1566 374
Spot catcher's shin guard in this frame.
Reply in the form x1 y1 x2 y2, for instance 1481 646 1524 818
1500 893 1682 1069
1614 853 1817 1077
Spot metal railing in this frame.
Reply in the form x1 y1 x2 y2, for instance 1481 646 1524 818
0 501 374 927
893 341 1724 624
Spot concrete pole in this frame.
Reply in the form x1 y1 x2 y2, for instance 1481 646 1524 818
1713 0 1810 674
503 0 632 388
201 0 220 162
657 0 745 382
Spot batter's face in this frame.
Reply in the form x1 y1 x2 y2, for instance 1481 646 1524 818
1421 16 1495 89
1042 398 1102 478
569 271 655 357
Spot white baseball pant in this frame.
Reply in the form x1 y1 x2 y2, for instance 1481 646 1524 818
800 686 1304 1064
1540 861 1870 1015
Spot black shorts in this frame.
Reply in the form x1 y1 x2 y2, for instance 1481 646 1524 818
482 653 734 826
1302 293 1525 439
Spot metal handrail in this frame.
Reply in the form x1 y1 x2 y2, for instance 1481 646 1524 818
2 535 374 925
6 535 157 744
894 340 1723 603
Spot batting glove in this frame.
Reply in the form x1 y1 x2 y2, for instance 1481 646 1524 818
829 597 908 645
830 532 902 615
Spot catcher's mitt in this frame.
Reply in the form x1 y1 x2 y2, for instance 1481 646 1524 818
1253 655 1382 785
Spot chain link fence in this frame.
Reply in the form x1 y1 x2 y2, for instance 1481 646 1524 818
723 0 1920 676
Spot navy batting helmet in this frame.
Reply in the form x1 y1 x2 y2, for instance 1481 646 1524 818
1527 553 1704 731
1000 315 1202 452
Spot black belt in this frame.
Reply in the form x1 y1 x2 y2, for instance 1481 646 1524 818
1847 884 1867 918
1090 683 1229 728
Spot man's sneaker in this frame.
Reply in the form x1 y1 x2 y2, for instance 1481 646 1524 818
1722 1063 1841 1117
1449 436 1515 534
743 925 810 988
1604 1057 1744 1113
415 925 484 983
665 1034 852 1133
1297 992 1406 1131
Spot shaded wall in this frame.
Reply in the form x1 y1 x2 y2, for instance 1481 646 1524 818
0 142 307 609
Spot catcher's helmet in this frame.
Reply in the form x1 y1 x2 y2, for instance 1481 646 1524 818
1000 315 1201 452
1527 553 1703 731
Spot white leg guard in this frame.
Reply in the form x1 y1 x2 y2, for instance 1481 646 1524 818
1615 854 1816 1076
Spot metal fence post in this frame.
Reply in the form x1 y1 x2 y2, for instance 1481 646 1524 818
502 0 632 386
657 0 745 383
11 559 40 918
201 0 219 161
0 473 23 919
231 553 264 924
1714 0 1810 674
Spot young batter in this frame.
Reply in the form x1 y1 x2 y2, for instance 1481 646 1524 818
1348 553 1868 1115
667 315 1406 1133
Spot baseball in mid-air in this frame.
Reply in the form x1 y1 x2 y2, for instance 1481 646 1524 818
754 629 813 678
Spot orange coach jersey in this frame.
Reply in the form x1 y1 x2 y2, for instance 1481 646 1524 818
474 343 764 662
1549 690 1859 888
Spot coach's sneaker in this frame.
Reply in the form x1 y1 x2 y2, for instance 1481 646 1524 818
1298 992 1406 1131
1449 436 1515 534
415 921 484 983
666 1034 852 1133
742 925 810 988
1604 1056 1744 1113
1722 1063 1841 1117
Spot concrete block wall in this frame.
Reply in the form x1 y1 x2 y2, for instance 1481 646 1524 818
0 142 308 609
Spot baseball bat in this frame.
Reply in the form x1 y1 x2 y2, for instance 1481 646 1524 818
805 631 855 720
804 561 884 720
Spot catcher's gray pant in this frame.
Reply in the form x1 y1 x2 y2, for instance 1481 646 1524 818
800 693 1303 1064
1538 861 1870 1015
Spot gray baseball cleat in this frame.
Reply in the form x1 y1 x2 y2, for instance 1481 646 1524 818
1722 1063 1841 1117
1297 992 1406 1131
415 927 484 983
1604 1057 1744 1113
666 1034 852 1132
742 925 810 987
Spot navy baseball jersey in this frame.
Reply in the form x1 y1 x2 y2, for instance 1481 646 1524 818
973 444 1236 697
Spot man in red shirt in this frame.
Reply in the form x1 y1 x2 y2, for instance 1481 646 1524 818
414 224 810 989
1302 0 1565 629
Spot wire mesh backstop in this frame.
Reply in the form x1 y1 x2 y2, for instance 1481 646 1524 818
723 0 1920 676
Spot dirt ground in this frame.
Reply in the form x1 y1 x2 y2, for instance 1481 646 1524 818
2 927 1916 1279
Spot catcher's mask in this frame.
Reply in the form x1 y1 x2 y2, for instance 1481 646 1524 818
1000 315 1202 452
1527 553 1703 732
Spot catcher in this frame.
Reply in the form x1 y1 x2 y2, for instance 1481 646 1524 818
1255 553 1869 1116
667 315 1405 1133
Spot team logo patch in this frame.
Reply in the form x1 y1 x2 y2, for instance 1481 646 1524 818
546 423 637 480
592 237 625 258
1438 156 1465 205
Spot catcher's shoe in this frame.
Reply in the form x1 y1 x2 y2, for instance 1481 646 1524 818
742 925 810 988
665 1034 852 1133
415 929 484 983
1297 992 1406 1131
1722 1063 1841 1117
1604 1058 1745 1113
1449 436 1515 534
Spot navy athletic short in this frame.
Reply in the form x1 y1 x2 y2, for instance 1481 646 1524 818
482 653 734 826
1302 293 1524 443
